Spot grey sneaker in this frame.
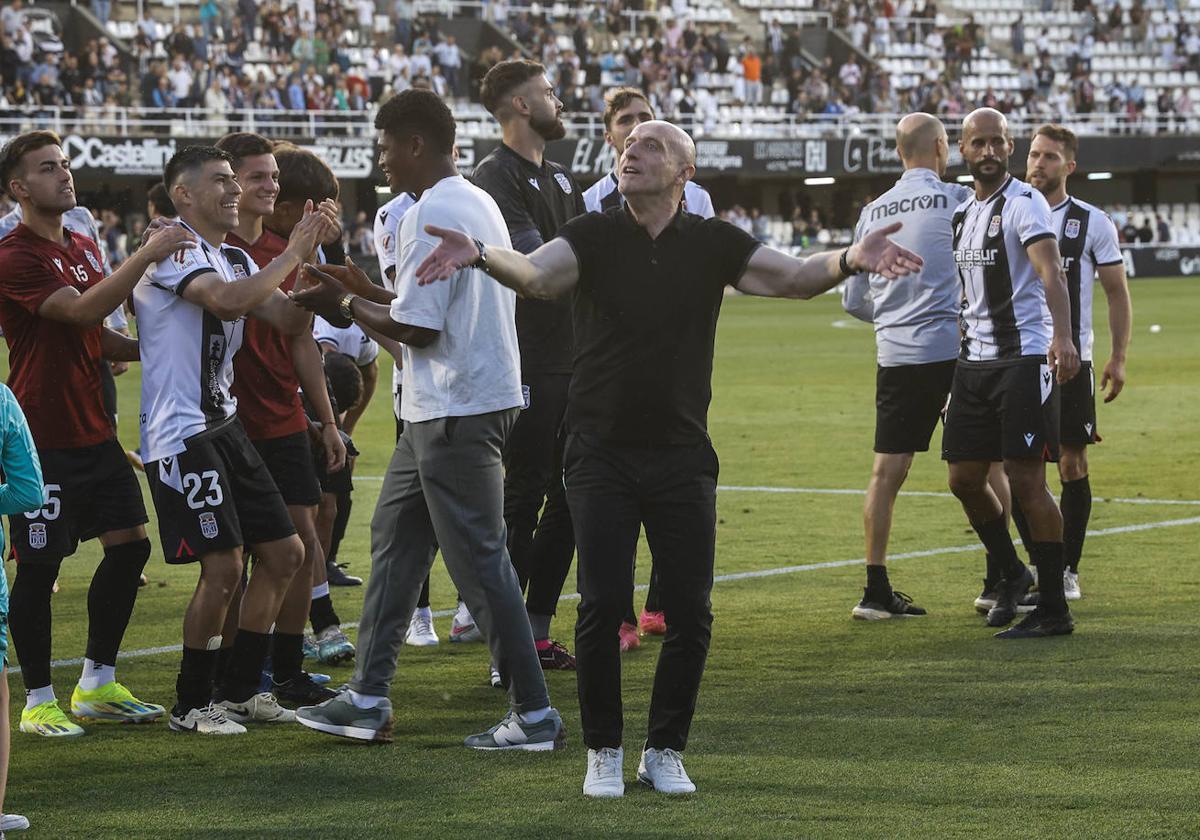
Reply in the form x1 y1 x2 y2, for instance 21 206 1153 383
463 708 566 751
295 692 394 743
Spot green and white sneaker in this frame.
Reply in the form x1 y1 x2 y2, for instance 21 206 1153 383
71 681 165 723
295 692 394 743
463 709 566 751
19 700 84 737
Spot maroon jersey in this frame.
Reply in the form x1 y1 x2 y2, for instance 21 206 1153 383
226 229 308 441
0 223 113 450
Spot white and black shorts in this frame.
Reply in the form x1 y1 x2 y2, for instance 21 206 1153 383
146 419 296 564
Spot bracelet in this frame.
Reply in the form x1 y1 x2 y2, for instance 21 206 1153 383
470 238 490 274
838 248 855 278
338 293 357 321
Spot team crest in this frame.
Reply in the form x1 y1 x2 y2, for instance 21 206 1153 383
198 512 219 539
85 249 102 272
231 262 248 279
987 215 1001 238
28 523 47 549
1064 219 1081 239
554 172 573 194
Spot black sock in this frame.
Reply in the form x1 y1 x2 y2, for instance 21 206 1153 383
1061 475 1091 573
1010 496 1035 564
177 646 219 712
271 632 305 683
984 553 1002 589
417 574 431 609
328 486 352 565
1028 542 1067 612
972 515 1024 580
309 594 339 634
220 629 272 703
9 560 62 691
214 645 235 686
866 564 890 594
644 566 662 612
85 539 151 665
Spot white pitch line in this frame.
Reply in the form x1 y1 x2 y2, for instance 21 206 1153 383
354 476 1200 508
19 515 1200 675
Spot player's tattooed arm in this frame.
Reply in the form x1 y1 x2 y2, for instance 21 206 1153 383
101 326 139 362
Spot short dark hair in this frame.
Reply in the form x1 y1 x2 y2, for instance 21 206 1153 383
602 86 653 131
272 143 338 205
323 351 363 414
164 145 234 190
0 130 63 198
479 59 546 114
1034 123 1079 161
374 89 456 155
214 131 275 172
147 181 176 217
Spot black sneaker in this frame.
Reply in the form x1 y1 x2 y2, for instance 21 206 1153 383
974 579 1000 614
537 639 577 670
994 607 1074 639
851 589 927 620
986 567 1035 627
272 672 339 705
327 560 363 587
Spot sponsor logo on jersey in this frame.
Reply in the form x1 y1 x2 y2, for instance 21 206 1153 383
1085 422 1094 437
1023 432 1035 448
199 511 219 539
84 248 102 273
953 248 998 267
28 522 47 549
1064 218 1081 239
554 172 573 194
869 192 947 221
172 248 197 268
987 215 1002 238
381 233 393 255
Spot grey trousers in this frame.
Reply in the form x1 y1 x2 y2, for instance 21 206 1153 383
348 407 550 713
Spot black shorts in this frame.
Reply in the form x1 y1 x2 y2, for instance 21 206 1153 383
252 430 322 507
7 439 148 564
942 358 1060 463
146 420 296 564
1060 361 1097 446
318 459 354 496
874 359 956 454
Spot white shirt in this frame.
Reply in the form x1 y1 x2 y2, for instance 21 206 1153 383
582 170 715 219
390 175 523 423
134 222 258 460
314 317 379 367
1051 196 1123 362
952 176 1057 362
374 191 417 396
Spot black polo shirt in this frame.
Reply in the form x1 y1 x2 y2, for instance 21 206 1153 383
556 206 761 445
471 142 586 377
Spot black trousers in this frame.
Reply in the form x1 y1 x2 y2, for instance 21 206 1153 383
565 433 717 752
503 373 575 618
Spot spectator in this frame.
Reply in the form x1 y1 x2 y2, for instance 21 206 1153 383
750 208 771 243
742 48 763 105
1156 214 1171 243
433 35 462 99
1012 13 1025 56
90 0 112 26
1136 217 1153 243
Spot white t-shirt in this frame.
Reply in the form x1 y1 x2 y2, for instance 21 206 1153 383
314 316 379 367
134 222 258 461
389 175 522 423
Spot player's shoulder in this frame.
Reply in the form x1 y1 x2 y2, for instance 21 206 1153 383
1068 196 1109 221
219 242 256 277
1005 178 1051 213
376 192 415 224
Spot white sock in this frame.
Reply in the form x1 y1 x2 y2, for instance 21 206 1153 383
78 659 116 691
518 706 551 725
312 581 330 599
25 685 56 709
348 690 387 710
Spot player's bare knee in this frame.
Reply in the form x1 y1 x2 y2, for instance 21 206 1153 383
1059 447 1088 482
200 554 245 602
258 534 306 579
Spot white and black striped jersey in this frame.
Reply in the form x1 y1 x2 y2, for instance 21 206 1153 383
582 170 716 219
843 168 972 366
1051 196 1123 362
314 316 379 367
372 192 416 289
133 221 258 461
952 176 1057 362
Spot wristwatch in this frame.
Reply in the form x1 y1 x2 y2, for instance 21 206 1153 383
470 238 490 274
838 248 855 278
338 292 357 322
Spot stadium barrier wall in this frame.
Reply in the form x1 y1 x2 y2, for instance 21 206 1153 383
1121 246 1200 278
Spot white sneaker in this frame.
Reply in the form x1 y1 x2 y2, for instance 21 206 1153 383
1 813 30 832
1064 569 1082 600
637 747 696 794
405 607 440 646
169 702 247 735
450 602 484 643
218 692 296 724
583 747 625 798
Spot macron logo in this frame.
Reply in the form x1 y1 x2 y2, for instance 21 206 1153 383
1023 433 1035 447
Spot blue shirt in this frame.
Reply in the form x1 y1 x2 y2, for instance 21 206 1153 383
0 383 45 613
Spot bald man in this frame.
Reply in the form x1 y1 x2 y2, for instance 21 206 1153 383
413 119 923 798
944 108 1080 639
843 114 973 619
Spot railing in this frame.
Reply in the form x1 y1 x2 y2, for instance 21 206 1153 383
2 105 1198 141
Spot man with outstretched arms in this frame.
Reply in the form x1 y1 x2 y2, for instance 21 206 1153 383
943 108 1081 639
0 130 192 738
214 133 349 704
1023 123 1131 602
413 120 920 797
841 113 973 620
134 145 332 734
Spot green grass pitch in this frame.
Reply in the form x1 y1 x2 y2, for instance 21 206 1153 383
3 278 1198 838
